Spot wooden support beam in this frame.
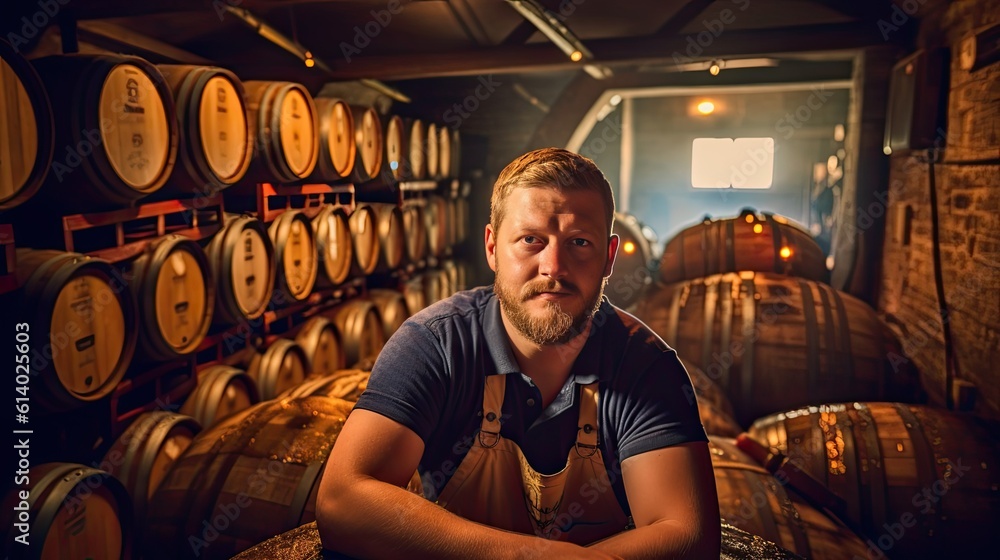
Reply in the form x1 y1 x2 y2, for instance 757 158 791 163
76 21 212 64
654 0 718 37
310 22 893 81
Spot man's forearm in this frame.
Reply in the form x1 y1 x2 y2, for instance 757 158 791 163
588 519 721 560
318 477 591 560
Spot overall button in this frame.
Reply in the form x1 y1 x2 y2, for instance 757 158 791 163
526 398 536 407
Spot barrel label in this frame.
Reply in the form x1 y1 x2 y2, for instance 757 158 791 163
99 64 170 190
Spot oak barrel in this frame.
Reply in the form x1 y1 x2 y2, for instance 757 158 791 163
130 234 214 361
0 39 53 211
230 521 803 560
144 396 357 560
661 209 828 284
436 124 452 180
448 128 462 178
350 106 382 183
607 212 655 310
422 268 451 306
243 81 319 183
401 203 428 264
348 204 380 276
294 316 346 376
326 299 386 367
382 114 405 182
748 403 1000 559
425 122 440 179
2 463 133 560
12 249 136 411
279 369 370 402
367 202 405 272
311 204 353 287
401 275 427 315
709 437 870 560
405 118 426 180
180 365 260 428
632 272 921 425
681 359 742 437
205 214 275 324
31 53 177 208
101 412 201 532
424 195 450 258
308 97 356 181
368 289 411 339
157 64 252 194
269 210 318 302
247 338 309 400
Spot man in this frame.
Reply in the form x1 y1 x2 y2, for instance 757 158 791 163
316 148 720 559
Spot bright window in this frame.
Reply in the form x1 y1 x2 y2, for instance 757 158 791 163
691 137 775 189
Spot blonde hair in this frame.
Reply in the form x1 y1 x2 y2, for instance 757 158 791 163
490 148 615 234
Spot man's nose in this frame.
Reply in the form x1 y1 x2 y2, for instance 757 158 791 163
538 242 569 280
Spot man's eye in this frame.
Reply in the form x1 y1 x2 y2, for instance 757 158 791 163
522 236 538 244
571 239 590 247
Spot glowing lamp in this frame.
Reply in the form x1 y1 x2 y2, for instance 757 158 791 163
779 246 793 260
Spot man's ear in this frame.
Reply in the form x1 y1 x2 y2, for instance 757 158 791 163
485 223 498 272
604 234 620 277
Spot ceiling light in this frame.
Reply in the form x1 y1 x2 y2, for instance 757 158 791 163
697 101 715 115
709 61 722 76
507 0 605 76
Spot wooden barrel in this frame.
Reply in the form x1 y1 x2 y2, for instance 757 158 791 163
401 203 427 264
308 97 356 181
367 202 405 272
231 521 803 560
607 212 655 310
453 196 469 245
101 412 201 532
681 358 742 437
382 115 405 182
425 122 440 180
424 195 449 258
157 65 252 194
0 39 53 211
144 397 356 560
748 403 1000 559
31 54 177 208
180 365 260 428
205 214 275 324
12 249 136 411
269 210 318 302
422 268 453 305
401 275 427 315
2 463 133 560
368 289 411 339
243 81 319 183
632 272 921 425
294 316 345 376
405 118 426 180
311 205 353 287
661 209 828 284
449 128 462 178
436 124 452 180
131 235 214 361
247 338 309 400
709 437 870 560
326 299 386 367
350 106 382 183
348 204 380 276
279 369 370 402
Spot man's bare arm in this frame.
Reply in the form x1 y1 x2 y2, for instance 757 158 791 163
316 409 622 560
589 442 721 559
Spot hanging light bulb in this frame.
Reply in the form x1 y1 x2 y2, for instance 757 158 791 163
304 51 315 67
709 60 722 76
696 100 715 115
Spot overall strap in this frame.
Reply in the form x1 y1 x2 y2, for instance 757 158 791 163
479 374 506 448
576 382 600 457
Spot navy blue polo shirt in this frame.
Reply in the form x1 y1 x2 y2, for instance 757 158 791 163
355 286 707 513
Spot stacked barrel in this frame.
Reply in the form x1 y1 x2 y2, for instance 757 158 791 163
1 41 469 560
629 207 997 559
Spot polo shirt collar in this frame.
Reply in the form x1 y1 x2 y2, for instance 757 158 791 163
483 288 610 386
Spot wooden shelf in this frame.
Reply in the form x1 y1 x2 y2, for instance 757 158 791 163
255 182 355 223
61 194 225 263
